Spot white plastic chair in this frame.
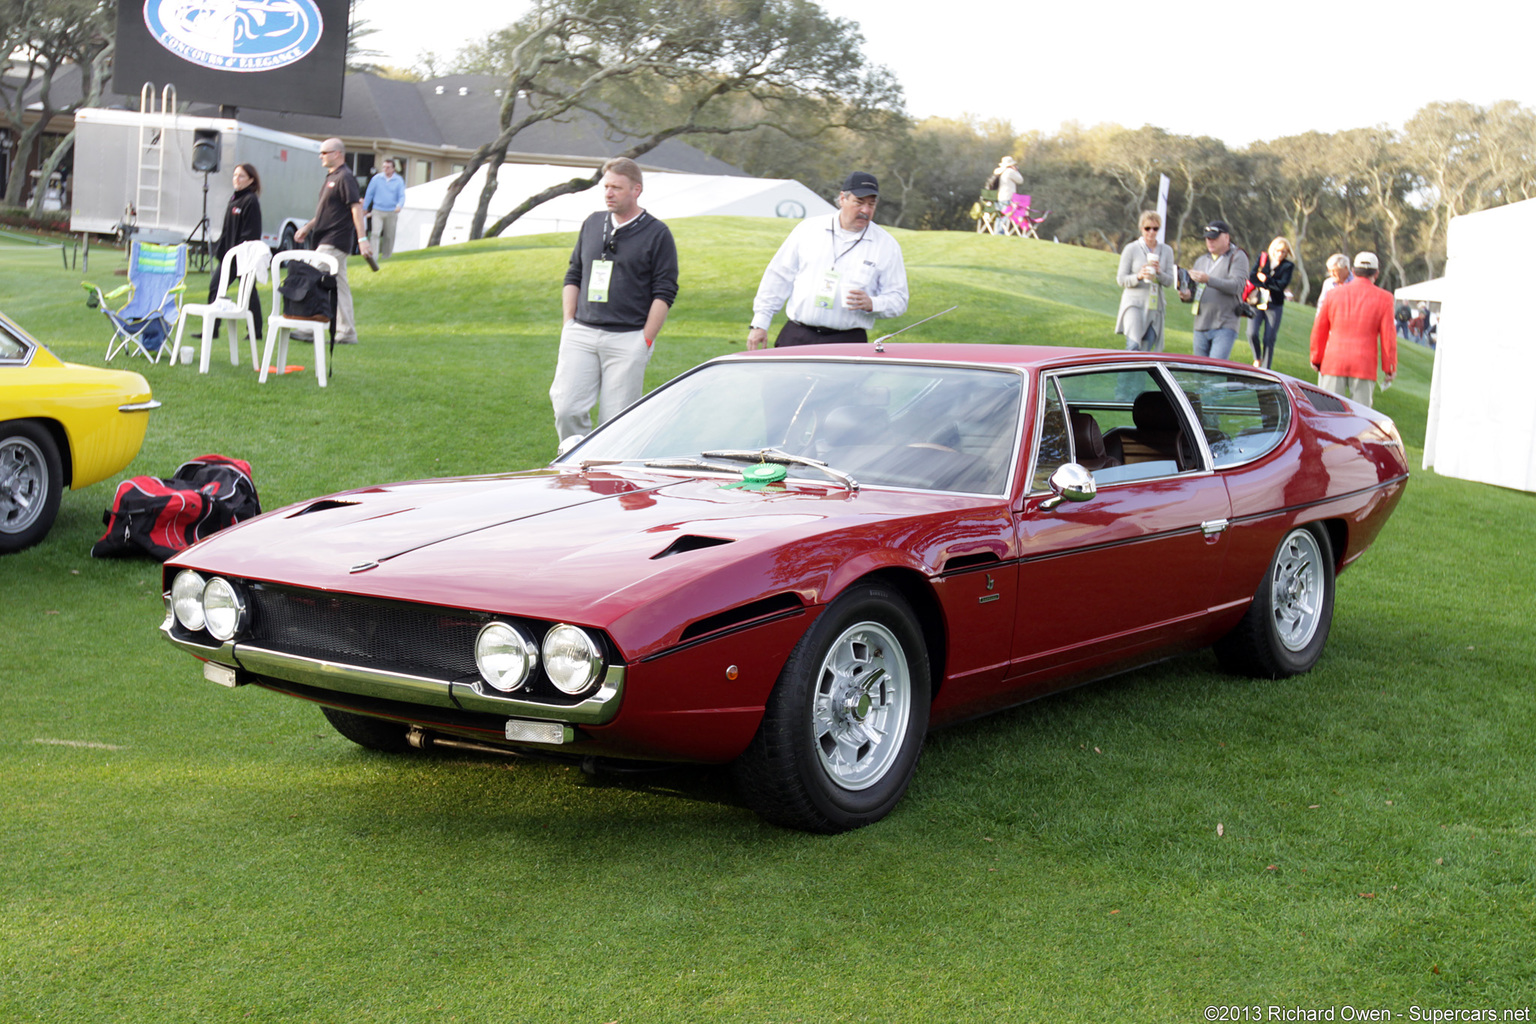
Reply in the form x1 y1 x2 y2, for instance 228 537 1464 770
171 240 268 372
260 250 339 387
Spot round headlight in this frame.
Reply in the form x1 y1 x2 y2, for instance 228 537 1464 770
171 570 206 631
475 621 538 693
542 624 603 696
202 577 247 642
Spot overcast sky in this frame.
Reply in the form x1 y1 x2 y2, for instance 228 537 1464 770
360 0 1529 148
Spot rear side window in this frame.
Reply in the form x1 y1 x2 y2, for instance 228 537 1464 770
1170 369 1291 468
0 321 31 361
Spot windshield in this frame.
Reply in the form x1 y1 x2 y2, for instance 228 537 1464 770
558 358 1024 495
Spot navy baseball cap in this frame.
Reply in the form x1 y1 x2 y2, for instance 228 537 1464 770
1203 220 1232 238
841 171 879 197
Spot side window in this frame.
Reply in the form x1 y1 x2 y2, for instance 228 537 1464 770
1052 368 1198 484
1029 379 1071 491
1 322 30 361
1169 369 1291 468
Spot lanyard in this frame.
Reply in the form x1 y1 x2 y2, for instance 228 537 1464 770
828 222 869 269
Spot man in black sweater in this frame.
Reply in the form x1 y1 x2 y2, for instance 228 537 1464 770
551 157 679 442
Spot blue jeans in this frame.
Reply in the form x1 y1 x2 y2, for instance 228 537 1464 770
1193 327 1237 361
1247 307 1284 367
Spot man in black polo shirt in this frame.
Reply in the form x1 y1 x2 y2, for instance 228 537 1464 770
295 138 371 344
550 157 679 442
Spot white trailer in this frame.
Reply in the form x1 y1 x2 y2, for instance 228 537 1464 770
70 106 322 250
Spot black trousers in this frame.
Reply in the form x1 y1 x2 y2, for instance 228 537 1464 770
775 320 868 347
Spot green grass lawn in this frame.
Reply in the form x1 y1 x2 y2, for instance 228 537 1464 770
1 221 1530 1022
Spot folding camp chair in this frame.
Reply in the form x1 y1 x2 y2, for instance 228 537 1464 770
83 241 188 362
1008 195 1051 239
973 189 1005 235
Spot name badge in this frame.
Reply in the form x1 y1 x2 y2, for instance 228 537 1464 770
588 259 613 303
813 268 841 310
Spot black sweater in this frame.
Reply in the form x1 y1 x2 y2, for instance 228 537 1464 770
564 210 679 330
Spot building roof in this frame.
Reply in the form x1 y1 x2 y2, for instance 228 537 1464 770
10 67 742 176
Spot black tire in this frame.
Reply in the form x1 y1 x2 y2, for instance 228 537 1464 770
321 706 413 753
1215 524 1336 678
732 583 931 833
279 223 298 252
0 421 63 554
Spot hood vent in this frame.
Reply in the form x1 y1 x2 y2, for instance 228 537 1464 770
290 499 360 517
652 534 734 559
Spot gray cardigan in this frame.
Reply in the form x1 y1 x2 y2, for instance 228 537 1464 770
1190 245 1251 332
1115 239 1177 335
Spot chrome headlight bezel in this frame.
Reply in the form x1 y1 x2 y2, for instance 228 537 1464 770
474 620 539 693
541 624 604 696
171 570 207 631
202 576 248 642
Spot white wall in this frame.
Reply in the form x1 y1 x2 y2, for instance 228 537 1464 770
1423 198 1536 492
393 164 834 252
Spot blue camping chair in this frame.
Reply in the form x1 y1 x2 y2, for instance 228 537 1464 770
83 241 188 362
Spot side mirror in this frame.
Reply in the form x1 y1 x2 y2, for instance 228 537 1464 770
1040 463 1096 510
556 434 585 458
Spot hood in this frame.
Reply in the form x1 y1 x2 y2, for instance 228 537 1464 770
172 468 982 652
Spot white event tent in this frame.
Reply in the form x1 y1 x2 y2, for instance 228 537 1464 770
1422 198 1536 492
1393 278 1445 304
393 164 834 251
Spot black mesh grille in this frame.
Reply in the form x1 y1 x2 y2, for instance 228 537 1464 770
246 584 490 680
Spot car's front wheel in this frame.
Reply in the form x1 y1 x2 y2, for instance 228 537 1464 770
733 583 930 833
321 706 413 753
1215 524 1336 678
0 421 63 554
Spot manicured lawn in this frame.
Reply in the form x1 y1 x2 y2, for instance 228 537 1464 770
1 222 1528 1022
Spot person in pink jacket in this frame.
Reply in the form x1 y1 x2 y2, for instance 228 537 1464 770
1309 251 1397 407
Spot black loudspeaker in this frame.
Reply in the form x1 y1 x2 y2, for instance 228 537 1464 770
191 128 220 173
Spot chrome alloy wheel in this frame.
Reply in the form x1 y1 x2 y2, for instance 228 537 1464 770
810 620 912 791
1270 528 1325 652
0 434 47 534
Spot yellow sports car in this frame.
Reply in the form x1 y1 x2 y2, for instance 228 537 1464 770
1 309 160 553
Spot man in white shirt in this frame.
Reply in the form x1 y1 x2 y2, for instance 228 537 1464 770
747 171 909 348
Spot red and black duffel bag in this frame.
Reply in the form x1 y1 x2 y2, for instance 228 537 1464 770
91 455 260 560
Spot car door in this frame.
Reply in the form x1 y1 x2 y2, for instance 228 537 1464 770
1006 363 1233 688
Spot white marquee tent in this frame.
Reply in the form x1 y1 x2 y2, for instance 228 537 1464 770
392 164 834 252
1422 198 1536 492
1393 277 1445 304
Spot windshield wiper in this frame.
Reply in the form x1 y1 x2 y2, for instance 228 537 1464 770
641 456 748 474
702 448 860 492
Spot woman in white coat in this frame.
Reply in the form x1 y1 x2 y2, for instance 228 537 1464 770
1115 210 1177 351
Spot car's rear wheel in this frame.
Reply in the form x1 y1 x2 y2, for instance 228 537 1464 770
0 422 63 554
733 583 930 833
321 706 413 753
1215 524 1335 678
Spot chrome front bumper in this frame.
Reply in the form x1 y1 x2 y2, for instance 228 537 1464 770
160 614 625 726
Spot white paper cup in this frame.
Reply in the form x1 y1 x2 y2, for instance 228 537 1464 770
180 346 195 365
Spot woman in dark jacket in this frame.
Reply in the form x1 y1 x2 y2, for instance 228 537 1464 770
1246 235 1295 368
208 162 264 338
